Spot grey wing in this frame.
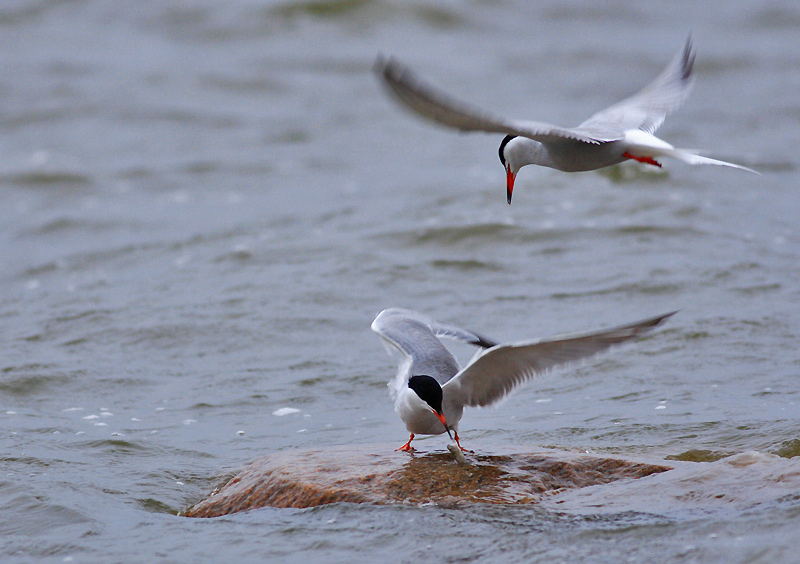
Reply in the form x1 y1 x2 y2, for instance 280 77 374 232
375 56 605 146
371 308 462 385
576 36 695 138
374 308 497 348
443 312 676 407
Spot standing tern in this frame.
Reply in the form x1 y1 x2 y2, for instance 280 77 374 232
375 37 757 204
371 308 675 451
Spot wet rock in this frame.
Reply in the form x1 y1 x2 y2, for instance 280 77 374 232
541 451 800 516
182 445 671 518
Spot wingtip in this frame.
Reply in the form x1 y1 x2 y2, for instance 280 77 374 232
373 53 409 83
634 310 679 333
681 35 696 80
474 334 500 349
661 310 680 321
372 52 389 76
652 310 679 325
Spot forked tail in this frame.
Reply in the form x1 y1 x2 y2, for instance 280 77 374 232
667 148 759 174
622 129 758 174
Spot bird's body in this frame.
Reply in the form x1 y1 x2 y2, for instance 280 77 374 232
503 136 627 173
376 37 757 204
372 308 675 451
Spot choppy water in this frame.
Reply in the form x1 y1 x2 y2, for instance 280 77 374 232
2 1 799 562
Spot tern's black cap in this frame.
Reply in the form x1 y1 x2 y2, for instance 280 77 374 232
499 134 517 167
408 375 444 414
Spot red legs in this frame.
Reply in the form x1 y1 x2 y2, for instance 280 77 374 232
396 434 415 452
623 152 662 168
453 431 473 454
396 432 473 454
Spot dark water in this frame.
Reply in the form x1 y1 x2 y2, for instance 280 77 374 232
2 1 799 562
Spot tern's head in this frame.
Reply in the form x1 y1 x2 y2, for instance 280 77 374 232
407 375 453 439
498 135 520 205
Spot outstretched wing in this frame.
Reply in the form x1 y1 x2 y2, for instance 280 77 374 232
443 312 676 407
375 56 606 145
371 308 497 386
577 36 695 138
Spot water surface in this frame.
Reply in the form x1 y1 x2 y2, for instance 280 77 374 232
1 1 799 562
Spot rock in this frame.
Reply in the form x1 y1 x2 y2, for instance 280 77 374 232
182 444 671 518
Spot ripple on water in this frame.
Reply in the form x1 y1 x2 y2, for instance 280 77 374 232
550 281 685 300
428 258 503 272
379 221 707 251
772 439 800 459
269 0 465 29
0 488 94 536
405 222 523 246
4 170 94 188
0 368 74 397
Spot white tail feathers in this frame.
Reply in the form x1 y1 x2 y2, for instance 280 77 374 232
622 129 759 174
667 148 760 174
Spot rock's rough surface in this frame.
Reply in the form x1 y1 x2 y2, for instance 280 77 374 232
182 445 671 517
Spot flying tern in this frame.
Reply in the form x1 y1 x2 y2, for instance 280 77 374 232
375 37 757 204
371 308 675 451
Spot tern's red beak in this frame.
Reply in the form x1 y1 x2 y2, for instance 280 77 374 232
434 411 453 440
506 166 516 205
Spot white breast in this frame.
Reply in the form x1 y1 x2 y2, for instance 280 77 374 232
394 387 449 435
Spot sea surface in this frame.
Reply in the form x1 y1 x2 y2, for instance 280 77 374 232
1 1 799 562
